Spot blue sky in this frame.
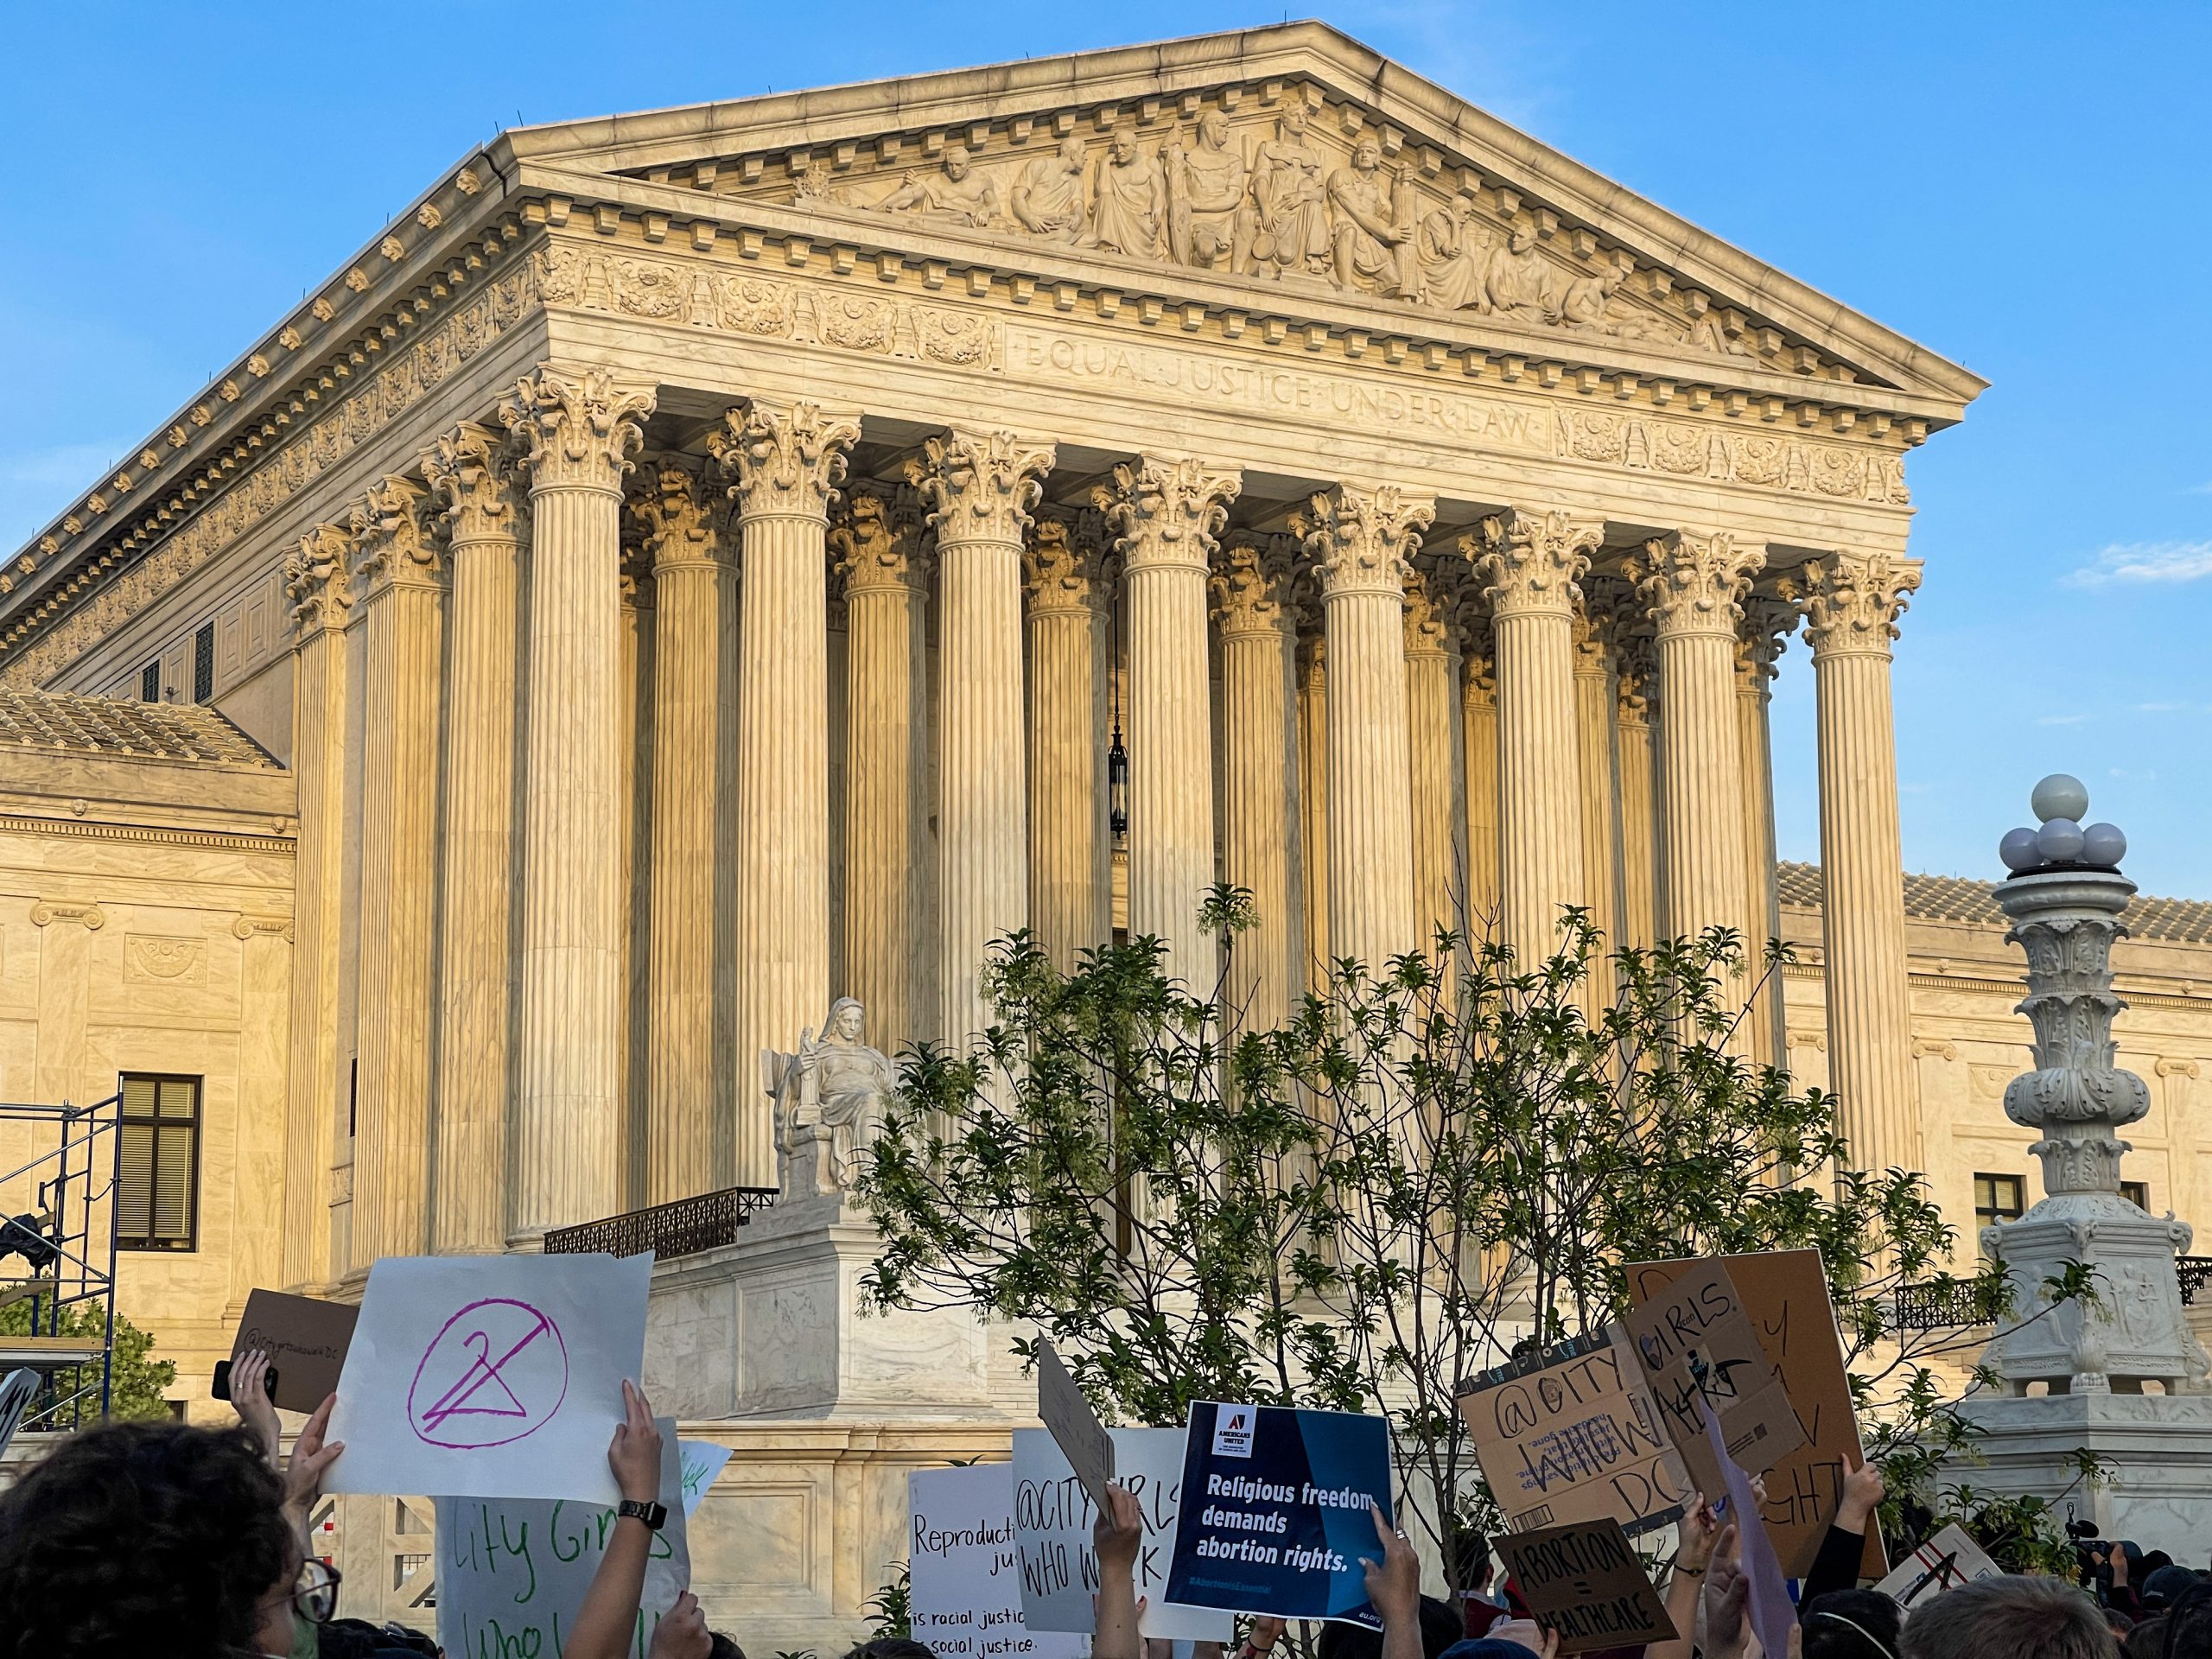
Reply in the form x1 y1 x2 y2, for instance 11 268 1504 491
3 3 2206 891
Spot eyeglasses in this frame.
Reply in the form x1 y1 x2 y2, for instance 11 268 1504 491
295 1560 343 1624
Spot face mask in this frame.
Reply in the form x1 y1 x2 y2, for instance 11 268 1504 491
288 1609 321 1659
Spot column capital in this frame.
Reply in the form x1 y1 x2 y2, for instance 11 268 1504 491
1789 550 1923 658
1472 506 1599 620
1737 592 1802 682
627 457 725 575
499 367 654 496
908 429 1057 546
1210 530 1299 639
712 398 861 523
1299 483 1434 599
347 476 444 598
1023 505 1112 615
286 524 357 639
422 422 527 549
1095 456 1241 575
834 481 935 598
1613 618 1659 721
1459 607 1497 702
1631 528 1765 639
1403 554 1465 658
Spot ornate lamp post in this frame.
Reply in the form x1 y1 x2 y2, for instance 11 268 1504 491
1980 774 2209 1395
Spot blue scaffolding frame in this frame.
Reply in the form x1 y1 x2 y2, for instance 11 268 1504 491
0 1090 121 1432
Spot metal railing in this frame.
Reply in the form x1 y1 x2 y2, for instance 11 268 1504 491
543 1185 778 1261
2179 1256 2212 1306
1892 1278 2004 1332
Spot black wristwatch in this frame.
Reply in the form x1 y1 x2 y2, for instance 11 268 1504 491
618 1498 669 1532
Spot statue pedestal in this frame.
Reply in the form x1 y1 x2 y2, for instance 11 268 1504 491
1955 1391 2212 1556
641 1191 1029 1421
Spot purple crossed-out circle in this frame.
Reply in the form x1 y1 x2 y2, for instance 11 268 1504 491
405 1297 570 1450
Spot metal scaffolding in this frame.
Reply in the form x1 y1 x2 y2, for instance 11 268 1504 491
0 1091 120 1433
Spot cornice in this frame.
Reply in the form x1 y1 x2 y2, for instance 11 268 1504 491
0 812 296 855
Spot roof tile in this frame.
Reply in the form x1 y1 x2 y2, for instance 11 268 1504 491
0 688 280 770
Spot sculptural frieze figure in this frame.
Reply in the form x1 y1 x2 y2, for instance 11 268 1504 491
1326 138 1419 299
1164 109 1250 270
1482 224 1560 323
765 997 898 1202
1415 190 1491 312
1010 132 1090 244
1087 126 1167 259
876 143 1003 228
1245 101 1332 278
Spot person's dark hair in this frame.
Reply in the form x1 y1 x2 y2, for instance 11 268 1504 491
2145 1554 2177 1578
2120 1616 2165 1659
1899 1575 2117 1659
2164 1580 2212 1659
0 1419 293 1659
842 1641 937 1659
709 1635 747 1659
317 1619 440 1659
1803 1589 1904 1659
2144 1566 2202 1613
1320 1596 1465 1659
2109 1611 2139 1637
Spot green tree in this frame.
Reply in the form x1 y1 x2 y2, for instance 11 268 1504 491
858 898 2083 1591
0 1297 176 1423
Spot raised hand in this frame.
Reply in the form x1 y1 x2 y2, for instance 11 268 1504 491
650 1590 711 1659
609 1380 663 1505
285 1392 345 1519
227 1349 281 1465
1095 1482 1144 1573
1701 1524 1749 1659
1838 1458 1885 1534
1357 1503 1421 1630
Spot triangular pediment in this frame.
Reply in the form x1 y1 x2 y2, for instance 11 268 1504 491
504 22 1982 409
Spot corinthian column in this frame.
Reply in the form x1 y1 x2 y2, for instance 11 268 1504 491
1612 623 1661 953
1474 508 1599 971
346 478 445 1265
1459 616 1499 938
1301 485 1432 978
1573 594 1623 995
279 526 353 1289
1297 631 1330 972
1098 457 1240 989
1738 596 1798 1071
836 483 934 1041
1796 551 1923 1175
1022 507 1112 974
911 430 1056 1048
1404 556 1467 952
499 367 654 1239
710 400 861 1185
422 426 527 1253
1635 530 1765 975
629 459 729 1202
1211 531 1305 1025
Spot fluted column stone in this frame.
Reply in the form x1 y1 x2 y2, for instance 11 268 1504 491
1099 457 1240 989
1613 626 1661 954
1474 508 1599 971
631 459 730 1201
1404 556 1467 953
423 426 527 1252
1797 551 1923 1175
499 367 654 1240
1302 485 1432 979
1212 531 1305 1026
1738 596 1798 1071
347 478 446 1266
1021 506 1112 974
710 399 861 1185
912 430 1057 1047
1637 530 1765 988
620 547 655 1207
279 526 354 1288
1296 632 1330 974
1459 618 1499 940
1573 601 1623 997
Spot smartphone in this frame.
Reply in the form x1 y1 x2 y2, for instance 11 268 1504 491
211 1359 278 1402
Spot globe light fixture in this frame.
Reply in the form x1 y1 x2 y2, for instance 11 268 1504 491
1996 773 2126 877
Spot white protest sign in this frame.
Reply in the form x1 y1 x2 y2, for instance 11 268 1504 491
677 1440 734 1518
1013 1427 1230 1641
327 1252 652 1503
436 1418 689 1659
1875 1523 2002 1610
911 1463 1087 1659
0 1369 38 1460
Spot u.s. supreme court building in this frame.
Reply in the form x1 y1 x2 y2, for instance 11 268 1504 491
11 20 2212 1640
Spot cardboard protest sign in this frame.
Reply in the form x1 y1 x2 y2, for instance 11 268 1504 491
1620 1257 1804 1497
1459 1327 1689 1536
1494 1520 1675 1656
1874 1524 2002 1611
1013 1426 1231 1641
0 1369 37 1460
911 1462 1087 1659
677 1440 734 1518
327 1252 652 1503
435 1419 689 1659
227 1288 359 1414
1164 1402 1394 1624
1627 1249 1881 1579
1701 1394 1795 1659
1036 1340 1115 1512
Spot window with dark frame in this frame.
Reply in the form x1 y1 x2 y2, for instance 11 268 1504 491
193 622 215 703
140 661 161 702
2122 1179 2151 1211
1974 1172 2026 1236
118 1073 202 1252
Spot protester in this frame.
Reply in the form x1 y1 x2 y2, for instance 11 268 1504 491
1361 1502 1429 1659
1801 1591 1903 1659
1898 1575 2119 1659
1645 1494 1721 1659
2141 1565 2202 1615
1801 1460 1885 1607
2164 1580 2212 1658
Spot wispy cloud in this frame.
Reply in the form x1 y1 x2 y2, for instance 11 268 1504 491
2111 766 2158 782
2063 539 2212 587
2036 714 2088 726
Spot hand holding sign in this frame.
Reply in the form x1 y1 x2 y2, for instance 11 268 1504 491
1356 1504 1421 1631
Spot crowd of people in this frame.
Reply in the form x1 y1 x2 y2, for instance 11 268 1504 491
0 1366 2206 1659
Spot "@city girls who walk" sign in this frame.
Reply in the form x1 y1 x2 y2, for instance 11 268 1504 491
1165 1402 1395 1624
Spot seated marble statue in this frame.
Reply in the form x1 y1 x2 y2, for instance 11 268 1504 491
766 998 898 1199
